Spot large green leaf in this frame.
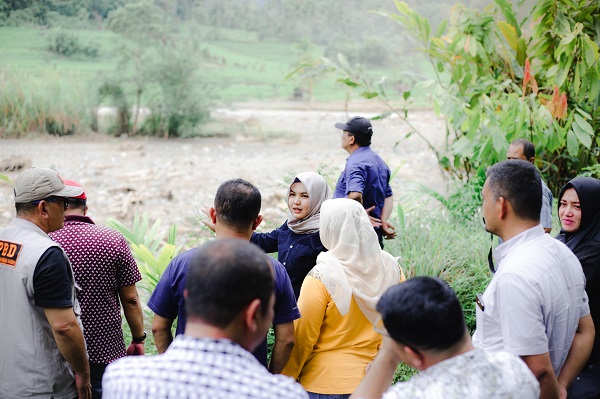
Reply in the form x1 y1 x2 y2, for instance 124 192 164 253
492 127 508 154
498 21 517 50
573 114 594 148
554 56 574 87
516 38 527 67
434 19 448 38
533 0 554 20
555 12 571 36
566 129 580 156
582 35 599 68
588 68 600 100
360 91 379 99
336 78 359 88
495 0 521 36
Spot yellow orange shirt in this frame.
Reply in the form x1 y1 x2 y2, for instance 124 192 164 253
282 274 382 394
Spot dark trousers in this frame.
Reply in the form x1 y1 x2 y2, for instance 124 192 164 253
568 364 600 399
89 362 108 399
376 228 384 249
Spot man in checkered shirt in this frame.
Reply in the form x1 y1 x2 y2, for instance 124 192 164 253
102 239 308 399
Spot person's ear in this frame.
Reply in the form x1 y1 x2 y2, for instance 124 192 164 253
183 288 188 301
243 298 261 333
209 207 217 223
497 196 508 220
403 345 426 370
252 215 263 231
38 201 49 218
84 205 88 216
528 157 535 164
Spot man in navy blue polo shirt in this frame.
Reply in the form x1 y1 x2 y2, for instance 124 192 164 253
334 116 396 248
148 179 300 374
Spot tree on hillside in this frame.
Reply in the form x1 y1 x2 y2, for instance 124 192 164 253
106 0 208 137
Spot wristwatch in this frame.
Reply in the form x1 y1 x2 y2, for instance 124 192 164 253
132 331 147 343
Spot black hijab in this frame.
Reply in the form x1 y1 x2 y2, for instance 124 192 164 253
556 176 600 252
556 176 600 364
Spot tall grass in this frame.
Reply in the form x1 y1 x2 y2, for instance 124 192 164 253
387 213 490 331
380 182 491 382
0 69 91 137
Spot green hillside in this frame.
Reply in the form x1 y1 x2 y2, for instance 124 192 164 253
0 25 411 104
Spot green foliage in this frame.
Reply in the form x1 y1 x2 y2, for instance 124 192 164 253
304 53 438 155
106 0 210 137
97 81 129 134
88 0 124 19
394 362 417 383
0 70 88 137
309 1 599 191
383 0 600 190
106 213 181 298
384 182 492 382
46 28 99 57
581 163 600 178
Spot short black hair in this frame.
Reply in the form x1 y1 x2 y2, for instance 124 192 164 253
486 160 541 222
377 277 465 351
185 239 274 328
15 202 38 215
510 138 536 159
214 179 261 230
66 198 86 210
349 131 372 147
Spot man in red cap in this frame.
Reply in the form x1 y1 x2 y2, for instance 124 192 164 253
50 180 145 399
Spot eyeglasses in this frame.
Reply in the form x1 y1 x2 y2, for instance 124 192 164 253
31 197 68 211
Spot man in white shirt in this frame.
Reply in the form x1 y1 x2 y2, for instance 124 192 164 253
351 276 539 399
474 159 594 399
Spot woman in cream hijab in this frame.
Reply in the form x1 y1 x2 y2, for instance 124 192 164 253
251 171 329 299
282 198 403 399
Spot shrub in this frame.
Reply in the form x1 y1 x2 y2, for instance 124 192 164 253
46 29 100 58
383 0 600 191
138 104 209 138
0 71 88 137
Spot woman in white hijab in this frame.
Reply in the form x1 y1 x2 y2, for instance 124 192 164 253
282 198 403 399
251 171 329 299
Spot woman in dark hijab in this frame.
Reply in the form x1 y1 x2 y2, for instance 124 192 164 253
556 176 600 398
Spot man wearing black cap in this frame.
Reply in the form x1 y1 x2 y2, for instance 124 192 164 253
350 277 540 399
0 167 91 399
334 116 396 248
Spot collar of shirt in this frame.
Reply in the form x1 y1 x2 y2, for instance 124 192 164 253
167 335 255 360
346 145 371 160
64 215 95 224
493 224 544 268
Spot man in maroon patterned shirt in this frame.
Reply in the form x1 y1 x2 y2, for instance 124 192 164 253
50 180 146 399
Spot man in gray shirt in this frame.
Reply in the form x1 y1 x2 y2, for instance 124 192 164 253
475 160 593 398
